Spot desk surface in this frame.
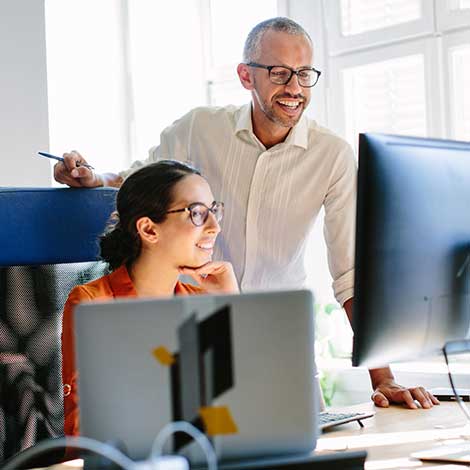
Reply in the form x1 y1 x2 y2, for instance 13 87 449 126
318 401 470 469
37 402 470 469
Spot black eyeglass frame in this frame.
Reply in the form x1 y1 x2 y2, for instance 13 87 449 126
165 201 224 227
246 62 322 88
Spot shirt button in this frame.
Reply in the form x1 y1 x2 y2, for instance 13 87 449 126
63 384 71 397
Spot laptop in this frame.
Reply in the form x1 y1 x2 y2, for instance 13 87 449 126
74 290 318 464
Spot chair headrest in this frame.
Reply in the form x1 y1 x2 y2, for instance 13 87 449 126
0 187 118 266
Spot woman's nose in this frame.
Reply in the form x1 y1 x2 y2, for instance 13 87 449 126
205 211 221 234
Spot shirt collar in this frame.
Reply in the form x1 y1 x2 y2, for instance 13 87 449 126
284 114 308 150
235 103 308 150
108 264 138 298
235 103 253 135
108 264 190 297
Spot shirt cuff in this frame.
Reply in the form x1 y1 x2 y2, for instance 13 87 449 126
332 268 355 306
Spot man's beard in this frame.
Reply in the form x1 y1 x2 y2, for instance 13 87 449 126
254 86 306 128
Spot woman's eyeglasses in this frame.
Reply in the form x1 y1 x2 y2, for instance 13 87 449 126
166 201 224 227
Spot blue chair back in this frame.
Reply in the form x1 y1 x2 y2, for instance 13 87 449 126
0 187 117 461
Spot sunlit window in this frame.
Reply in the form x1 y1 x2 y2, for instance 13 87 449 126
207 0 278 106
343 54 427 150
209 0 278 68
340 0 421 36
127 0 206 160
449 45 470 140
449 0 470 9
45 0 130 175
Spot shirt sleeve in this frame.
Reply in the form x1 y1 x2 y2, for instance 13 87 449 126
61 285 93 436
118 109 197 180
323 143 357 306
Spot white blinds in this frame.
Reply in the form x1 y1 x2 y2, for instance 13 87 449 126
450 45 470 140
340 0 422 36
449 0 470 9
342 54 427 148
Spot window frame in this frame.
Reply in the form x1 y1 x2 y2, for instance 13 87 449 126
323 0 435 56
442 28 470 139
327 37 442 149
201 0 288 106
435 0 470 32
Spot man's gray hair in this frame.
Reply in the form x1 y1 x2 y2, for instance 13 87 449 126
243 17 312 63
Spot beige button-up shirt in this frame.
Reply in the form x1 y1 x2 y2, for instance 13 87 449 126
121 104 357 305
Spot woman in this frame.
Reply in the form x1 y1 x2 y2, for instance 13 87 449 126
61 160 238 436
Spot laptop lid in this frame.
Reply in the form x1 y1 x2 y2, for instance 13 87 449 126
74 290 317 463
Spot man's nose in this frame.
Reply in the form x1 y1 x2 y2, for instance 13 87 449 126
284 72 302 95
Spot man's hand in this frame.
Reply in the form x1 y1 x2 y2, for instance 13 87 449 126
179 262 239 294
53 151 102 188
53 150 123 188
342 298 440 410
371 378 440 409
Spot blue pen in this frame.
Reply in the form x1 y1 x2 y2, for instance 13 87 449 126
38 152 95 170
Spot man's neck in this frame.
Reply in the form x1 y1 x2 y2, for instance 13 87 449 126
251 108 293 150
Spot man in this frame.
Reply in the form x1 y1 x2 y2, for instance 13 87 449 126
55 17 438 410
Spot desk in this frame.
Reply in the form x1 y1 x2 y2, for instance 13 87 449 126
318 402 470 469
28 402 470 469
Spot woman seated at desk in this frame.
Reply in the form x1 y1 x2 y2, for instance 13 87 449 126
61 160 239 436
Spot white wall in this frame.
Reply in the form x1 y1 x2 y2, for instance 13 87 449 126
0 0 51 187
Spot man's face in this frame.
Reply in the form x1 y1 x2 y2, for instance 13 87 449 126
249 31 314 129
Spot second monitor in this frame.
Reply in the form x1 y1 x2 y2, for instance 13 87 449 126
353 133 470 367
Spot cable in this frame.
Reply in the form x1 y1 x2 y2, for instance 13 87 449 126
151 421 217 470
443 343 470 422
1 436 137 470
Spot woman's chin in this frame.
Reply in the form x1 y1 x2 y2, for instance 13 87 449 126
184 256 212 269
195 253 213 265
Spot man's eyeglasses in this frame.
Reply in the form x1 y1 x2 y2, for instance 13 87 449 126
246 62 321 88
166 201 224 227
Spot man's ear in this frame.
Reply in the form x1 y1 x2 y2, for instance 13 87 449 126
237 63 255 91
135 217 159 244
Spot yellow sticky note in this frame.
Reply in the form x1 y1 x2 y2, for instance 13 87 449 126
199 406 238 435
152 346 175 366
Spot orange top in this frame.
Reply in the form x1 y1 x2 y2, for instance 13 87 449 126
61 264 204 436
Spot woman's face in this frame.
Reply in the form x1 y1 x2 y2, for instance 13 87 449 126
154 174 221 268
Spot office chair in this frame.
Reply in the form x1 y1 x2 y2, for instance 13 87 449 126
0 187 117 463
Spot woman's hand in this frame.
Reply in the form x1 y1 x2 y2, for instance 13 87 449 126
179 261 239 294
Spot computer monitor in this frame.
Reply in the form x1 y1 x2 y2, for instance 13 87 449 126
352 133 470 367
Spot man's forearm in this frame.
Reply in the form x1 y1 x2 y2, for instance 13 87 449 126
342 298 396 389
97 172 124 188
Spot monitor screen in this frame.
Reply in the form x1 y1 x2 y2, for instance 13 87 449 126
353 133 470 367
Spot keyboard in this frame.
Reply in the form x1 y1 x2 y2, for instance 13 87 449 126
319 410 375 430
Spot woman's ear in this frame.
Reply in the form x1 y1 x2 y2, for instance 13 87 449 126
135 217 159 244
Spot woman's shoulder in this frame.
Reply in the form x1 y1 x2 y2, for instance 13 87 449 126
66 273 114 305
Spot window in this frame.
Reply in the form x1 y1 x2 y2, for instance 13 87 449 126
325 0 470 150
340 0 421 36
444 32 470 140
45 0 208 173
324 0 434 55
449 45 470 140
204 0 283 106
343 53 427 148
127 0 207 160
45 0 130 175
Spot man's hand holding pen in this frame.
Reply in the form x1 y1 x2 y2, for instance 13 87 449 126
53 150 102 188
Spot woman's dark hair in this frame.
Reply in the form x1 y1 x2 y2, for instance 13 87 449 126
100 160 201 270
